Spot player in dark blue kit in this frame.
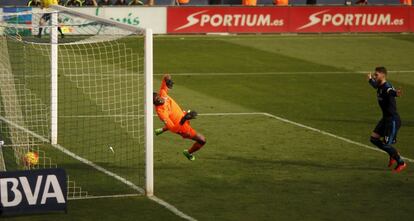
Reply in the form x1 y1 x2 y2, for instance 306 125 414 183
368 67 406 173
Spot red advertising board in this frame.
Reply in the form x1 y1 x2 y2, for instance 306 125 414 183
290 7 409 33
167 7 289 33
167 6 413 34
411 7 414 32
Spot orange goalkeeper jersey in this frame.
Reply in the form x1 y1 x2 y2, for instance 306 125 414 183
155 79 185 133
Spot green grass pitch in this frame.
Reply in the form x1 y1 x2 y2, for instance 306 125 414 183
3 34 414 220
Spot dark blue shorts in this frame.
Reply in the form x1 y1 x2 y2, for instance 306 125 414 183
374 117 401 145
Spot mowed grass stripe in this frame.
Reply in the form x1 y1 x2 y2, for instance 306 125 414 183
221 35 414 72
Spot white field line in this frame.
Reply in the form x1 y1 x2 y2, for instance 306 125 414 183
0 115 197 221
200 112 413 163
20 70 414 78
152 70 414 76
203 112 414 163
149 196 197 221
260 112 414 163
68 193 141 200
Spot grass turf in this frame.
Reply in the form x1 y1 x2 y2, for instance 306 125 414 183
2 34 414 220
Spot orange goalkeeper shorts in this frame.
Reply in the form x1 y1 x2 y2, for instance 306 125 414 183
177 123 197 139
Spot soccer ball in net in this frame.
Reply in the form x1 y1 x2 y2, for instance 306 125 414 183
24 151 39 167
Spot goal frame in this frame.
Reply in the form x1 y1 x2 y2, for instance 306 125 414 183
48 5 154 196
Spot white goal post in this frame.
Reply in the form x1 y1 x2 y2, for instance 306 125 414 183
49 5 154 196
144 28 154 196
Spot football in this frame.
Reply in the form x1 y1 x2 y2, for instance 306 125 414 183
24 151 39 167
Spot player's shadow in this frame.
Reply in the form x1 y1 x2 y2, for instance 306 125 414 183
204 155 385 172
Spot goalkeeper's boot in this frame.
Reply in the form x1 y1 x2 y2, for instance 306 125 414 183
183 150 195 161
388 157 397 168
393 162 407 173
154 128 164 136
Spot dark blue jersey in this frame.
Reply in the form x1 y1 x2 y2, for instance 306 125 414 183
369 79 399 118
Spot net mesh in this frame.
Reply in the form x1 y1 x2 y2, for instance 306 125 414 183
0 7 146 199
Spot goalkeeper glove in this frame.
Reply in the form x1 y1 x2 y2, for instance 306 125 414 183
165 78 174 89
154 128 164 136
180 110 198 125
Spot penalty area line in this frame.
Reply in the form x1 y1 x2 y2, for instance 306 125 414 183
153 70 414 76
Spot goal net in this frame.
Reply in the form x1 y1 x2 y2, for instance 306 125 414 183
0 6 154 199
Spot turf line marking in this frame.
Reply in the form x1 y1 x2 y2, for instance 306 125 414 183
153 70 414 76
148 196 197 221
260 112 414 163
69 193 141 200
0 116 197 221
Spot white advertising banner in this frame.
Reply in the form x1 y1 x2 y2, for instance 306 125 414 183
83 7 166 34
32 7 167 35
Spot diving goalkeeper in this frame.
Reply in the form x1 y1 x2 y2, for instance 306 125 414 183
153 74 206 161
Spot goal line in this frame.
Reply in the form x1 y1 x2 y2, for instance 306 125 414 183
0 115 196 221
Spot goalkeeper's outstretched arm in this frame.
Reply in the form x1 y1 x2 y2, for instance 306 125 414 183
159 74 174 97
